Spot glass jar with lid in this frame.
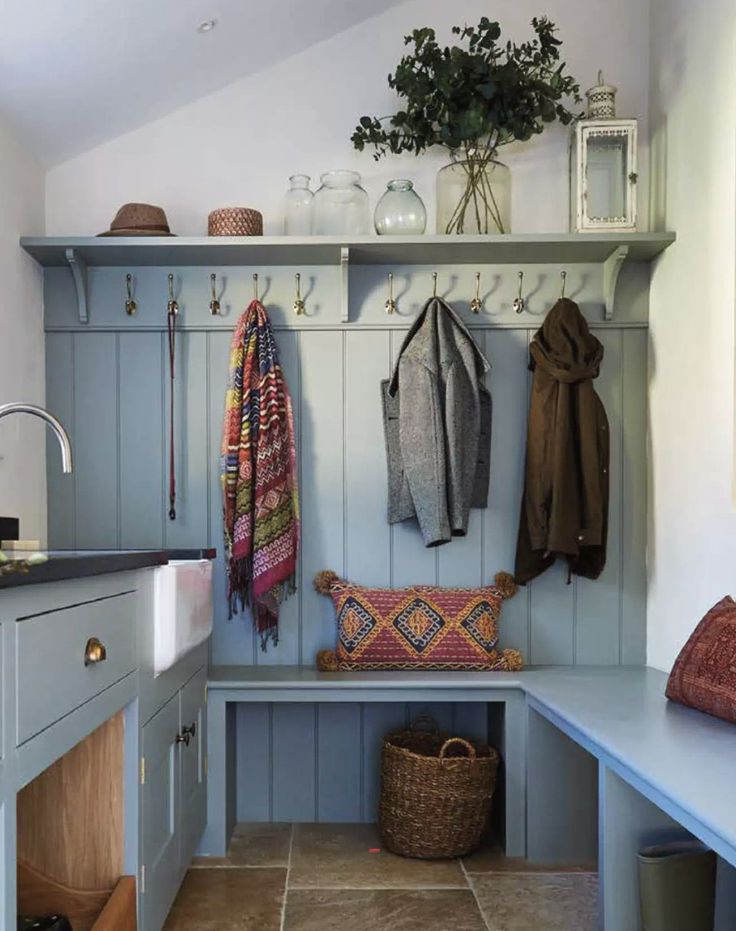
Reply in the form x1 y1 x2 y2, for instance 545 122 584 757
312 170 370 235
283 174 314 235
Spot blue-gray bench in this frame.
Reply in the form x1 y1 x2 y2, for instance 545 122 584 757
202 665 736 930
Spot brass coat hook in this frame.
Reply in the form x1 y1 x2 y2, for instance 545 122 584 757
209 273 221 316
167 273 179 316
560 269 567 299
432 271 438 298
513 271 526 314
253 273 259 301
293 273 306 316
125 273 137 316
470 271 482 314
385 272 397 315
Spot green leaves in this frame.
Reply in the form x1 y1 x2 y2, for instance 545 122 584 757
352 16 582 159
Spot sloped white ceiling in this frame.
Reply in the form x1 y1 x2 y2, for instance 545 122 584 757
0 0 403 165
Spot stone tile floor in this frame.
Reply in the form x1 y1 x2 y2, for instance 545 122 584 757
166 823 597 931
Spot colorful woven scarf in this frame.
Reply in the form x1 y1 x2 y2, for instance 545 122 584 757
221 299 299 648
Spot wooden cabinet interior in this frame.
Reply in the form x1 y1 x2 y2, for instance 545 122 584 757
17 710 136 930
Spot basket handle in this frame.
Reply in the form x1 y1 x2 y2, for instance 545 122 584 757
410 714 440 735
439 737 477 761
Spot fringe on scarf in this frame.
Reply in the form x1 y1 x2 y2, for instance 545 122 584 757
226 561 298 651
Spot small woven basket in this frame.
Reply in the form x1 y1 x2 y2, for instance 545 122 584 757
379 720 499 859
208 207 263 237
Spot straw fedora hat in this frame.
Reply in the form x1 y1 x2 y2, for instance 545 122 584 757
98 202 174 236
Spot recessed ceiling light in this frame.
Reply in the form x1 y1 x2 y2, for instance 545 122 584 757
197 19 217 34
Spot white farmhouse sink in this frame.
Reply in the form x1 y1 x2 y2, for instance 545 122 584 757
153 559 213 676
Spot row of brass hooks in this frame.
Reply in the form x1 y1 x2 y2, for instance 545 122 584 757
385 269 569 315
124 272 308 317
125 268 569 319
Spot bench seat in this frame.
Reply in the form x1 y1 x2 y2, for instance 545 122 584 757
206 664 736 870
522 666 736 866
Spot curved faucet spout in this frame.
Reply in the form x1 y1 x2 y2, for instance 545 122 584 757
0 403 73 474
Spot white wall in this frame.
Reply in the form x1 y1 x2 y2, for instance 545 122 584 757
45 0 650 236
0 115 46 541
646 0 736 669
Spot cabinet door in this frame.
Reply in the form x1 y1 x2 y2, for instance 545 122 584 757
141 692 180 931
178 667 207 870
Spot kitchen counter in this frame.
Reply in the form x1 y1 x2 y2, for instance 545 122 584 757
0 551 212 931
0 548 216 589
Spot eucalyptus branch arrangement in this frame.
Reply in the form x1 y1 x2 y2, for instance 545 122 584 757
352 17 581 233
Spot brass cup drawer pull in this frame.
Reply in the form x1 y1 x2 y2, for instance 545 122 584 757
84 636 107 666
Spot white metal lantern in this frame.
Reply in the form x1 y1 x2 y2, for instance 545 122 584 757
570 73 638 232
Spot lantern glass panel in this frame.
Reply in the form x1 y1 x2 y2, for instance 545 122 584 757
585 130 629 222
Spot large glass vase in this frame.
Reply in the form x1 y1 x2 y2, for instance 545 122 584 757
436 154 511 235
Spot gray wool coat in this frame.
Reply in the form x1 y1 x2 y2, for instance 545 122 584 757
382 296 492 547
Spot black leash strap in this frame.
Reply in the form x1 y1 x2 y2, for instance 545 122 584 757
167 278 178 520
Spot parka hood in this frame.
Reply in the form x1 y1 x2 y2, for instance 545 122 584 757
530 298 603 385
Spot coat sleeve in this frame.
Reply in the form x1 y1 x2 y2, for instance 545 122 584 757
522 373 557 551
445 355 480 535
398 358 451 547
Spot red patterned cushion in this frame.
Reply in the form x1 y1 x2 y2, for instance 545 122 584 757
314 571 523 671
666 596 736 724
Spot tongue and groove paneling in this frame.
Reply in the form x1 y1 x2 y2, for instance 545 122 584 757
44 262 648 821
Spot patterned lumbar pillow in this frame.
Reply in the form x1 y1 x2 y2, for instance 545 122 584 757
314 571 523 671
666 595 736 724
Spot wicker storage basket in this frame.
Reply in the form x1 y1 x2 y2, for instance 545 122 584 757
208 207 263 236
379 721 499 859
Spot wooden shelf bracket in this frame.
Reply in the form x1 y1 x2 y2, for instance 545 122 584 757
65 247 89 324
603 245 629 321
340 246 350 323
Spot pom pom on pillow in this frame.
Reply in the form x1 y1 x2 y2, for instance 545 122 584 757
314 570 340 596
316 649 339 672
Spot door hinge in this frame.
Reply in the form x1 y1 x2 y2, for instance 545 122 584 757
204 684 208 704
140 756 146 785
140 865 146 895
204 755 208 777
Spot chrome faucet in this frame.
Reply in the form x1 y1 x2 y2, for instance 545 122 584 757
0 403 73 473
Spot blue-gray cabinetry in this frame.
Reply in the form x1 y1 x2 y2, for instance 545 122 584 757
140 665 207 931
0 561 210 931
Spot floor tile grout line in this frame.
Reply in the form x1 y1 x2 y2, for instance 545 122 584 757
460 859 493 931
190 863 289 870
188 862 593 878
286 884 470 891
279 823 296 931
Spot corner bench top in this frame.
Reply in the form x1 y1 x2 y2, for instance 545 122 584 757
208 664 736 865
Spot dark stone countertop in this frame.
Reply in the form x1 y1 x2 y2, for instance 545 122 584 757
0 548 216 590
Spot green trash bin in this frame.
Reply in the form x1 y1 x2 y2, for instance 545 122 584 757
638 840 716 931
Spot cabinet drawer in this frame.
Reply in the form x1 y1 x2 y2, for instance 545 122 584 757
16 592 136 745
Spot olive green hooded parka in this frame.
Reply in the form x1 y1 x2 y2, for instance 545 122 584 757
515 298 610 585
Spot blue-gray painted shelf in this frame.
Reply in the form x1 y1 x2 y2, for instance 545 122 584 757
21 231 675 267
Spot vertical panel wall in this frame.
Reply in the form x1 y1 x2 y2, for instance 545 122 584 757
43 261 649 821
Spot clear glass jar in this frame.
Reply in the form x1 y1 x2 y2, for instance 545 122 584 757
312 170 370 235
436 155 511 235
374 179 427 235
284 174 314 235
